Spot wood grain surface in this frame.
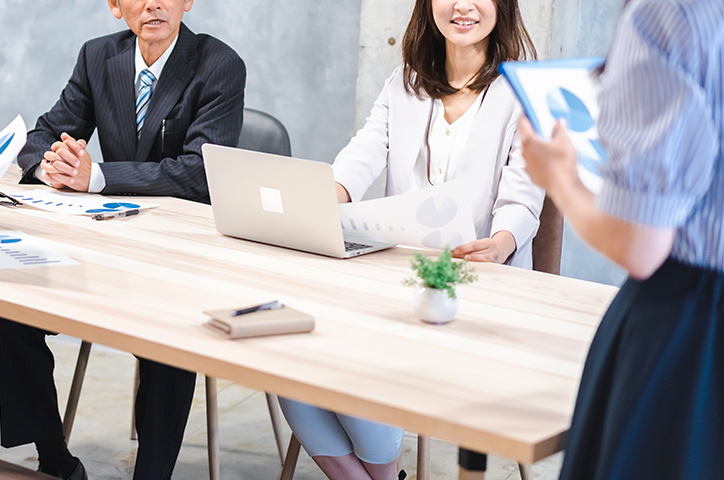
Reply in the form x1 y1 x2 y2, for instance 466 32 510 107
0 166 617 463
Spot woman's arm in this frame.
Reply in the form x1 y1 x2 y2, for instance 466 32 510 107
518 117 675 279
333 69 403 203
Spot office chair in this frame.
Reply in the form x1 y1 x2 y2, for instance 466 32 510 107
62 108 294 480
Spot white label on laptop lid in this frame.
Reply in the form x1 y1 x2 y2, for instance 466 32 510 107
259 186 284 214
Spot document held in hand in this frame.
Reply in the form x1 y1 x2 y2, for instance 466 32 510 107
499 57 606 193
204 305 314 339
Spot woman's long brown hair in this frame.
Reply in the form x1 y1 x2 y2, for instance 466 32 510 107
402 0 537 99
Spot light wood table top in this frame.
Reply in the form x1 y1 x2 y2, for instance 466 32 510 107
0 165 617 464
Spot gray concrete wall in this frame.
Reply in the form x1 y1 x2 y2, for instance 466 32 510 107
0 0 362 164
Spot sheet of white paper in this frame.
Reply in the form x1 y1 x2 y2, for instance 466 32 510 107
0 115 27 181
0 231 78 270
339 180 476 250
8 190 160 215
516 67 605 193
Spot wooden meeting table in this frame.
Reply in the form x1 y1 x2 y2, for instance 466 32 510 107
0 165 617 477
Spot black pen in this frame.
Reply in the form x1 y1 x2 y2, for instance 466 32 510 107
92 209 141 221
230 300 284 317
161 119 166 157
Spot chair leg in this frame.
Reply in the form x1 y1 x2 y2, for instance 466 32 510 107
518 463 533 480
417 435 430 480
62 341 93 442
279 434 301 480
265 393 287 465
206 376 220 480
130 360 140 440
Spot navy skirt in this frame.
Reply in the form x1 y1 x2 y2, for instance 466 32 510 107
559 257 724 479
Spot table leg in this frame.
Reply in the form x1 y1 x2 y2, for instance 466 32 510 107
518 462 533 480
206 376 220 480
417 435 430 480
130 361 140 440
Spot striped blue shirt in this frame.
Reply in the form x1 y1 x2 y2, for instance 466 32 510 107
596 0 724 271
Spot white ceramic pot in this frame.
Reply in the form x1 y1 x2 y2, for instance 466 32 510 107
412 286 459 324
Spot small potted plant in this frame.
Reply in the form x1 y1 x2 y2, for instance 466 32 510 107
402 247 478 324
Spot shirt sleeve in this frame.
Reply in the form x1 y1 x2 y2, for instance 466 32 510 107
88 162 106 193
595 0 719 228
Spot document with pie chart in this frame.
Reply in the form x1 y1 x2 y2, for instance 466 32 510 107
500 57 606 193
338 180 476 250
8 189 159 216
0 231 78 270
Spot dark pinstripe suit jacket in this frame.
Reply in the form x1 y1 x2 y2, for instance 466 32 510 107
17 23 245 204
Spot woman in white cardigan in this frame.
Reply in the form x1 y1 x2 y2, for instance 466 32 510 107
279 1 543 479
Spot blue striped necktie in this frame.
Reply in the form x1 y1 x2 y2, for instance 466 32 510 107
135 69 156 136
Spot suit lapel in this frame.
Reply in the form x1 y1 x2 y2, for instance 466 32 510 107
391 93 430 193
136 23 197 162
105 36 137 161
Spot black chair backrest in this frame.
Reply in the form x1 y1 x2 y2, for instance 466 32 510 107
238 108 292 157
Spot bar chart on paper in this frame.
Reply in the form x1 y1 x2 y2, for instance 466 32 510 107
0 231 78 269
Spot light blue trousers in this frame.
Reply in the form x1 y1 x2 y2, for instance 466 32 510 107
278 397 404 464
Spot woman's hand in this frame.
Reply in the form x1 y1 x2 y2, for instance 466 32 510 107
452 231 516 263
335 182 351 203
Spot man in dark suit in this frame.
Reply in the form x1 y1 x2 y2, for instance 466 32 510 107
0 1 245 479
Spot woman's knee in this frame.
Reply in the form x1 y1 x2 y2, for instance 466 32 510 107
338 414 404 464
278 397 354 458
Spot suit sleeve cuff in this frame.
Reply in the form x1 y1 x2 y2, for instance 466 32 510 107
88 163 106 194
490 204 539 252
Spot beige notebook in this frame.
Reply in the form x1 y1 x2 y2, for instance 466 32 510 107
204 306 315 339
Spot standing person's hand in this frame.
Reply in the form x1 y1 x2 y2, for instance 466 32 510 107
517 116 580 201
41 133 92 192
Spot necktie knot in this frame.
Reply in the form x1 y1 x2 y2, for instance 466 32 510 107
139 69 156 89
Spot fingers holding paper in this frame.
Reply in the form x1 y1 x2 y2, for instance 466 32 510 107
41 133 91 191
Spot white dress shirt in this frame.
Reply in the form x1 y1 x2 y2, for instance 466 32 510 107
36 35 179 192
407 89 485 191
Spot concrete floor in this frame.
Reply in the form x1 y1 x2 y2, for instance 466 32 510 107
0 335 563 480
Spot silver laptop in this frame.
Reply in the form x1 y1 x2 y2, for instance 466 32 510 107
202 144 394 258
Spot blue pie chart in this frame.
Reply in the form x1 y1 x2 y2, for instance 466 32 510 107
0 235 21 244
85 202 141 214
546 88 595 133
0 132 15 156
579 139 607 176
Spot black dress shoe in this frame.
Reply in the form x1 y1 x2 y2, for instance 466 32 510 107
39 458 88 480
66 459 88 480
